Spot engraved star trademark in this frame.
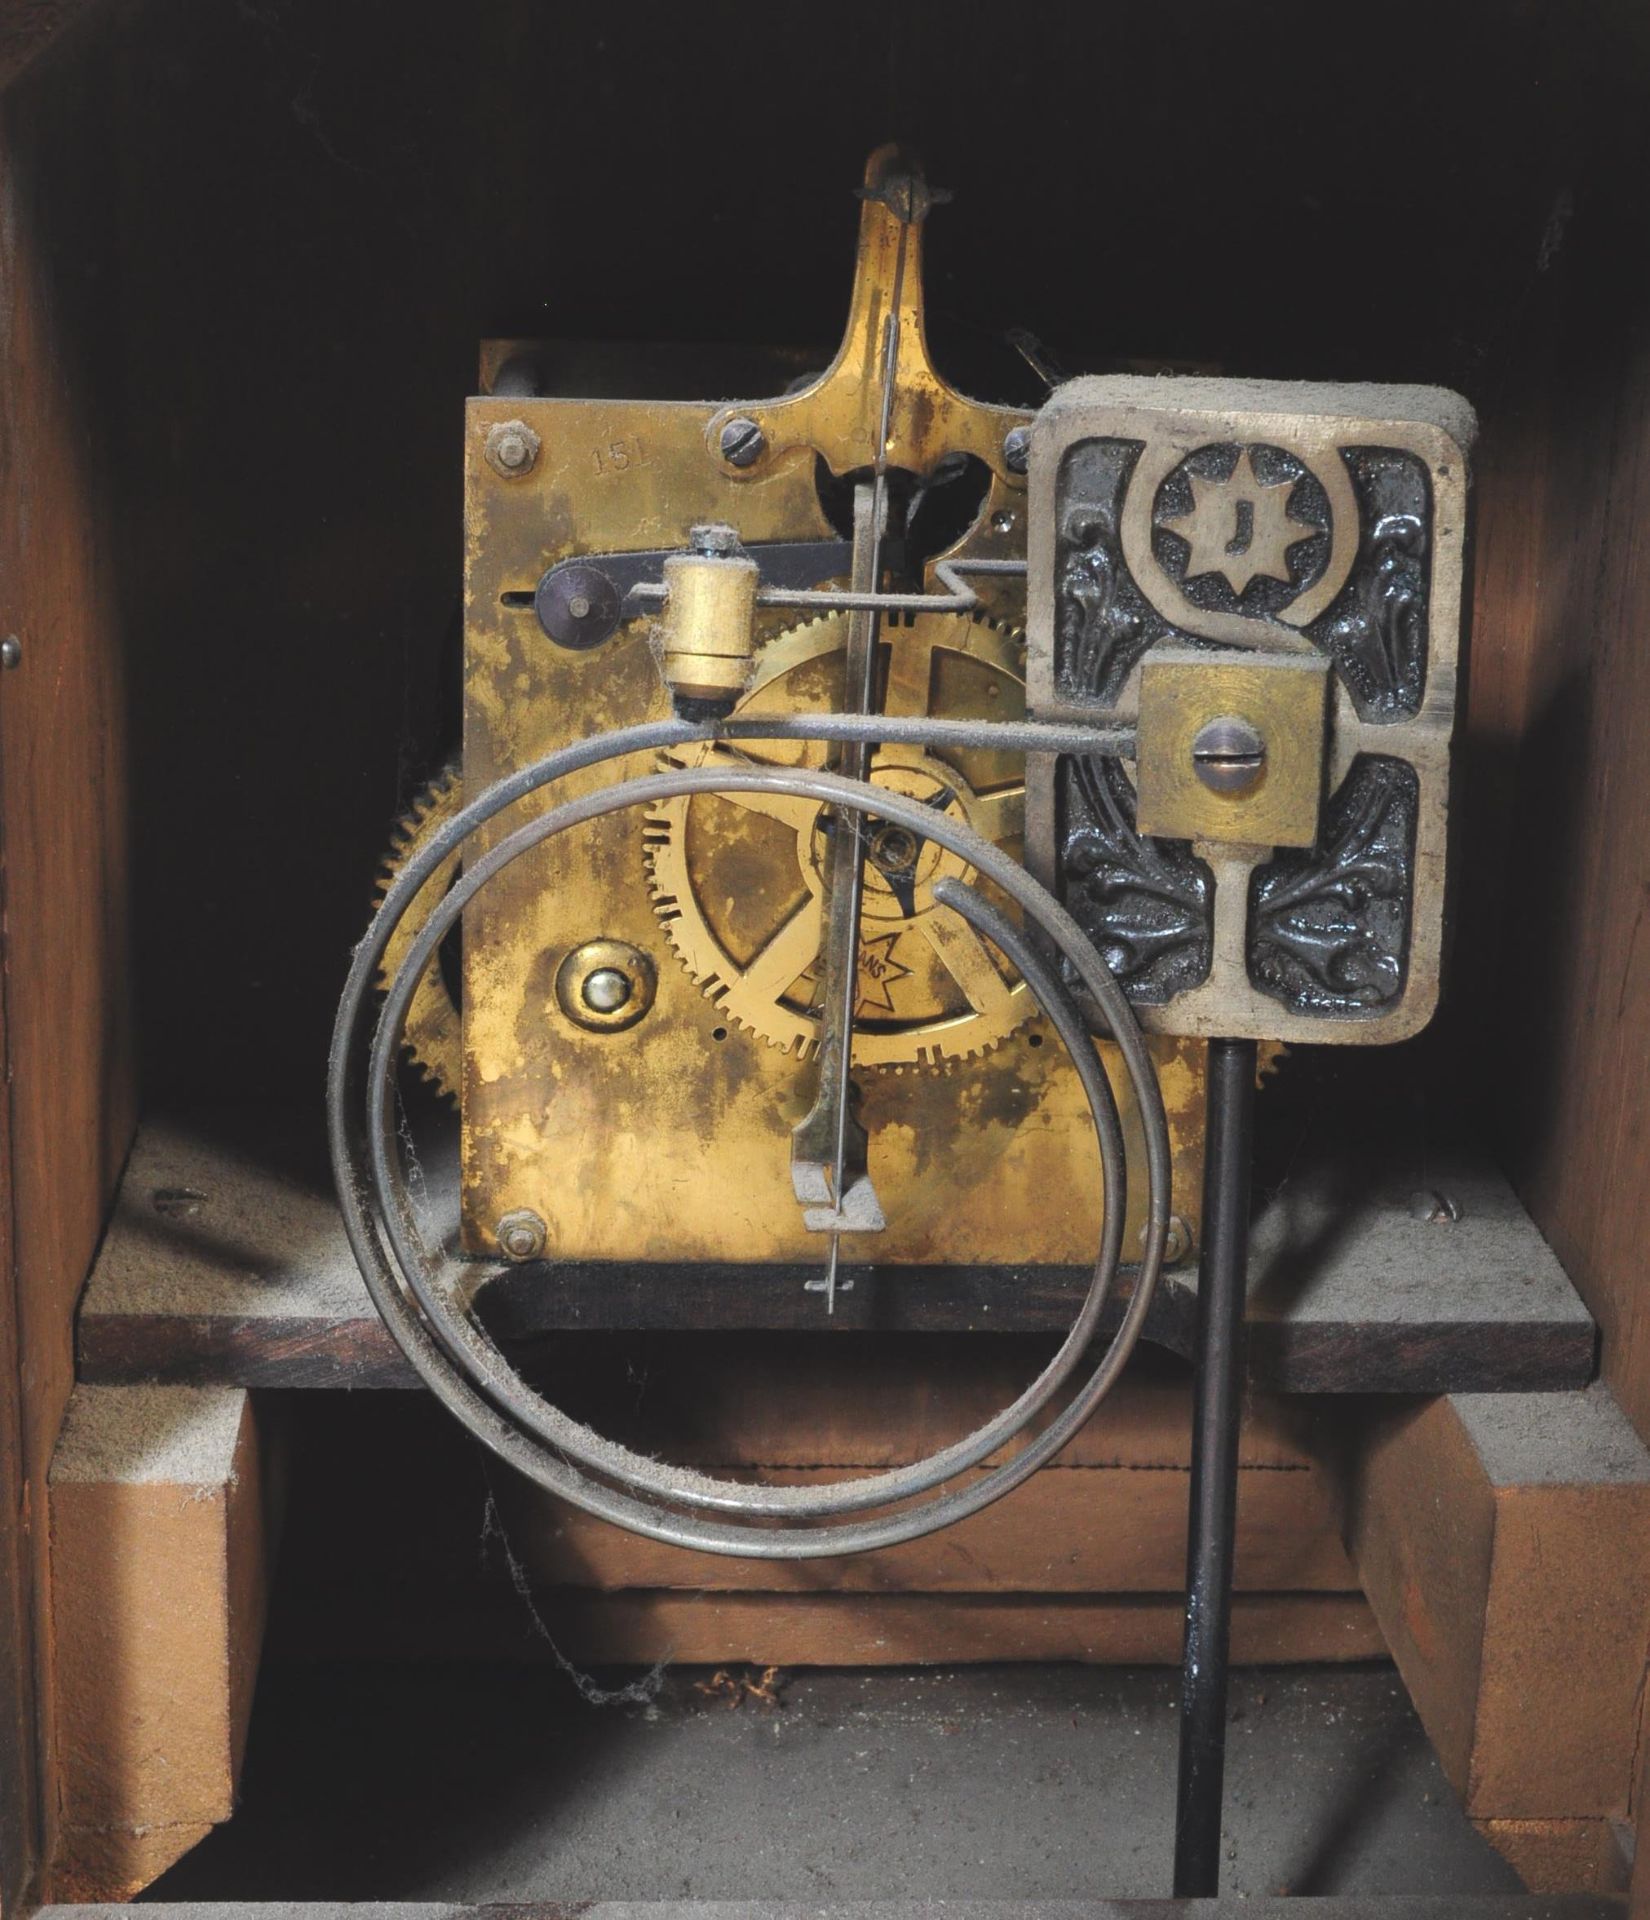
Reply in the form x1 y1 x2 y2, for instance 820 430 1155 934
855 932 912 1017
799 931 914 1018
1162 448 1317 596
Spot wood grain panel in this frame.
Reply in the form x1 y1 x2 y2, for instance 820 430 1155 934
1467 209 1650 1446
0 57 134 1909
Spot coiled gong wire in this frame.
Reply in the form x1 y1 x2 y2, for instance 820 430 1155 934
328 711 1170 1559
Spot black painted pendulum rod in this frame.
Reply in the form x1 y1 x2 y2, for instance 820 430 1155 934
1172 1034 1257 1898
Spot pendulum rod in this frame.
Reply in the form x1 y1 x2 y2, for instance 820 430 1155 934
1172 1034 1257 1897
792 193 910 1311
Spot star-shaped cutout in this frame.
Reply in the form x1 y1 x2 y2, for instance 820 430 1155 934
1162 448 1317 596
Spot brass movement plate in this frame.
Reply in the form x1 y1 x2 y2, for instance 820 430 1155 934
457 155 1208 1265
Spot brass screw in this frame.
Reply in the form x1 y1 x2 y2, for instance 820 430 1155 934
485 419 540 478
496 1209 547 1261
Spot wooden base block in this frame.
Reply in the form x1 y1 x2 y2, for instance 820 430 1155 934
496 1361 1355 1600
532 1589 1385 1668
46 1823 216 1907
45 1385 270 1901
268 1377 1365 1672
1349 1383 1650 1836
1476 1818 1632 1897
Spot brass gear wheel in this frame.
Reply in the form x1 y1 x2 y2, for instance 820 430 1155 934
372 761 464 1100
644 609 1033 1069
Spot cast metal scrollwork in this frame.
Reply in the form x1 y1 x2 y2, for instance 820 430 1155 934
1062 756 1214 1004
1053 442 1166 705
1309 450 1432 721
1247 755 1418 1015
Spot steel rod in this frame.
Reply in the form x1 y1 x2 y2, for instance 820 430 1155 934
1172 1034 1257 1899
794 479 884 1308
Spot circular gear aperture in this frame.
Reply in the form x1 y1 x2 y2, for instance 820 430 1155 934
644 610 1033 1067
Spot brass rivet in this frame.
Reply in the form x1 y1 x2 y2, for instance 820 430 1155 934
556 940 655 1032
582 967 631 1015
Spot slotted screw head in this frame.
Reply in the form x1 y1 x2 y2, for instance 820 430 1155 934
1191 716 1267 795
718 417 767 469
1002 424 1033 475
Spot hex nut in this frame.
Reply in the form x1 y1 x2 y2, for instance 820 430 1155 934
496 1208 547 1261
485 418 541 478
1142 1214 1195 1265
688 522 742 556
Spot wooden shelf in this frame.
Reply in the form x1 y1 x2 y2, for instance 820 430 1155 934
75 1116 1595 1396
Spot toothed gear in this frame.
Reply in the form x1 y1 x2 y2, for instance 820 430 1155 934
373 761 464 1100
644 609 1033 1069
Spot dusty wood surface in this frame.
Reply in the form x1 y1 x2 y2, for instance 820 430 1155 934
76 1117 1593 1394
1349 1382 1650 1830
30 1898 1630 1918
471 1589 1384 1671
46 1386 268 1903
1473 1821 1632 1901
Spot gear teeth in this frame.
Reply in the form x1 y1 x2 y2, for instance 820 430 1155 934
371 759 466 1103
643 606 1032 1071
